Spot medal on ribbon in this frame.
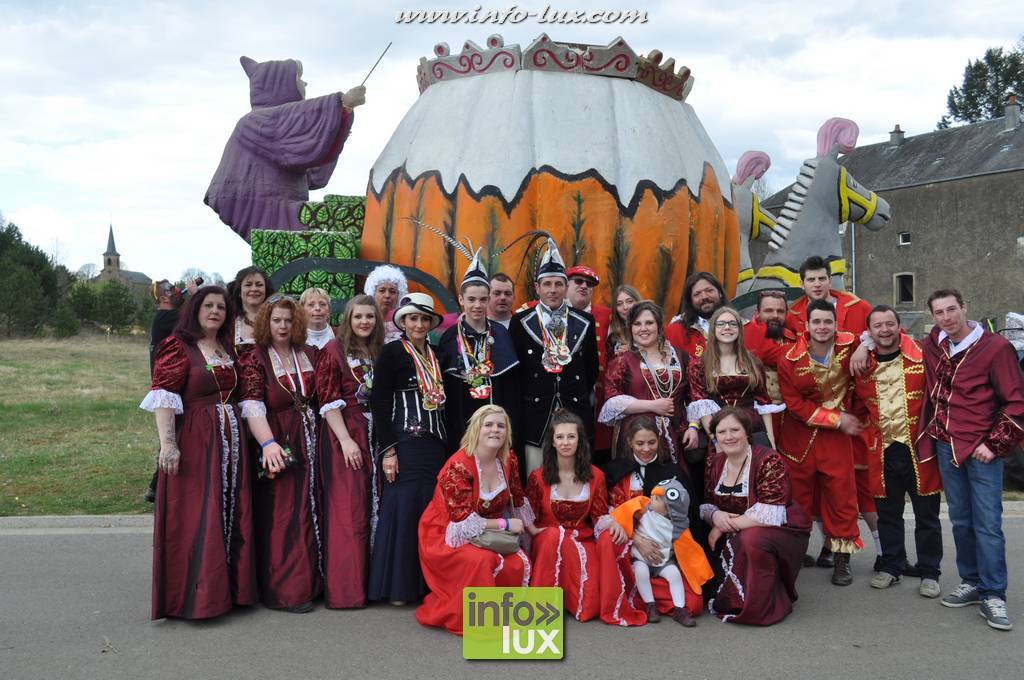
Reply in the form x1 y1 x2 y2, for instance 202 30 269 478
401 339 446 411
457 318 495 400
539 312 571 374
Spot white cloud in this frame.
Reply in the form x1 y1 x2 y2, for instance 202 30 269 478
2 0 1022 281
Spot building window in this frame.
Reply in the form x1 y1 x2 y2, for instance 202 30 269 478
894 273 914 305
898 232 911 246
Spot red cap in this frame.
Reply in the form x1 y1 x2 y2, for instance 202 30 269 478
566 265 600 284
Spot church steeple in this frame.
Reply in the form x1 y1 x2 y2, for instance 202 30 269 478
103 224 120 271
104 224 118 257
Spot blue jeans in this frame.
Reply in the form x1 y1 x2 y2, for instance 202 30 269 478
936 440 1007 600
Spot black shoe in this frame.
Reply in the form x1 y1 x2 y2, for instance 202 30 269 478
143 487 156 503
645 602 660 623
286 601 314 614
672 606 696 628
802 554 816 568
831 553 853 586
816 546 835 568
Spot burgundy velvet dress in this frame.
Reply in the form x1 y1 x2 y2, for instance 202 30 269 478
315 339 374 608
600 347 691 463
239 345 322 609
701 445 810 625
145 337 258 620
687 356 775 434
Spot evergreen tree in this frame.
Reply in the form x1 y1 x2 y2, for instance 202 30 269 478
54 304 80 338
68 282 99 320
939 40 1024 128
97 280 137 331
0 261 47 336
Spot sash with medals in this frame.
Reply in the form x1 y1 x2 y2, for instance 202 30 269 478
400 339 446 410
456 318 495 400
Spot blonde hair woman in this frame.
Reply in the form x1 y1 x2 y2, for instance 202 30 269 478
416 405 535 634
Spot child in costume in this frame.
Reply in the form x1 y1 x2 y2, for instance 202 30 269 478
612 478 713 627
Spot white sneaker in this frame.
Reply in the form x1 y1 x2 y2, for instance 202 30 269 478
919 578 941 599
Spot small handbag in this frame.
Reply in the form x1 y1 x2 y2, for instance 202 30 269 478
470 529 521 555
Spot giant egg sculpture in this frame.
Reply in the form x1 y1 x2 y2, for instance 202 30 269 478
362 35 740 311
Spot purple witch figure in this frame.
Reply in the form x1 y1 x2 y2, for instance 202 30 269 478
204 56 366 241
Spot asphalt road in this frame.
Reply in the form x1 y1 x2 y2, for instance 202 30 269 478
2 514 1022 680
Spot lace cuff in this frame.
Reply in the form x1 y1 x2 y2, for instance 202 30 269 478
859 330 876 351
594 513 616 539
445 512 488 548
699 503 720 524
745 502 787 527
598 395 636 424
513 498 536 526
319 398 346 416
239 400 266 418
139 389 183 414
755 403 787 415
687 399 720 422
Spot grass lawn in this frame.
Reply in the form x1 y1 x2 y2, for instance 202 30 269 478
0 335 155 515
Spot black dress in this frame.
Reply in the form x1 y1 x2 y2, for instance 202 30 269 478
367 339 447 603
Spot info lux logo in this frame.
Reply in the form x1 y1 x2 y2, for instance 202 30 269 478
463 587 564 659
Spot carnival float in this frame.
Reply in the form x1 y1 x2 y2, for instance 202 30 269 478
204 34 891 313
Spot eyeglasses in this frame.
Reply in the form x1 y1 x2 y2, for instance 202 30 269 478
570 278 595 288
714 320 740 328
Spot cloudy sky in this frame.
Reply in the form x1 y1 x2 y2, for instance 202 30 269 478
2 1 1021 282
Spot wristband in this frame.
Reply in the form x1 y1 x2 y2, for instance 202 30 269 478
260 438 276 449
688 421 699 430
500 518 508 531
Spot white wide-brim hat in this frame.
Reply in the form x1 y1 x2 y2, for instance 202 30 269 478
393 292 444 331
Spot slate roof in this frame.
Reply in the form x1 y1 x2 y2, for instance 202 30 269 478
119 269 151 286
765 114 1024 210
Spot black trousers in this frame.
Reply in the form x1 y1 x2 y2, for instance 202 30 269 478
875 442 942 579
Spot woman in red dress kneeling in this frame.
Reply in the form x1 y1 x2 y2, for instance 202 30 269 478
417 405 534 635
526 410 646 625
701 407 811 625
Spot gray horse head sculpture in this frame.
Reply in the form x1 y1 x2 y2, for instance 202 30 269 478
732 150 783 295
750 117 890 291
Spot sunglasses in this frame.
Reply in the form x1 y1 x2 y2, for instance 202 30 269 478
570 278 596 288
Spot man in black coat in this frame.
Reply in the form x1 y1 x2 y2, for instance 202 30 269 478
510 239 599 478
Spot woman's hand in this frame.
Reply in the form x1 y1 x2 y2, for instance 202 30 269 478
340 437 363 470
631 534 661 563
382 448 399 482
650 398 675 417
526 523 544 537
158 442 181 475
608 520 628 545
709 527 723 550
712 510 741 533
261 442 286 478
681 426 699 449
507 518 524 534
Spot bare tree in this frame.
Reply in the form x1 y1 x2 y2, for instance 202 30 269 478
77 263 98 280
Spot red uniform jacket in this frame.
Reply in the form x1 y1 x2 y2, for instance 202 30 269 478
744 318 797 404
785 290 871 337
852 335 942 497
777 332 857 464
665 320 706 359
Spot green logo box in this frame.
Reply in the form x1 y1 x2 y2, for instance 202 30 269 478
463 587 564 660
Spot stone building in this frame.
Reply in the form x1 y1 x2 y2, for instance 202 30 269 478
762 97 1024 334
94 225 152 295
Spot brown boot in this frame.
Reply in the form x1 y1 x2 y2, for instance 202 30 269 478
831 552 853 586
645 602 660 623
672 606 696 627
